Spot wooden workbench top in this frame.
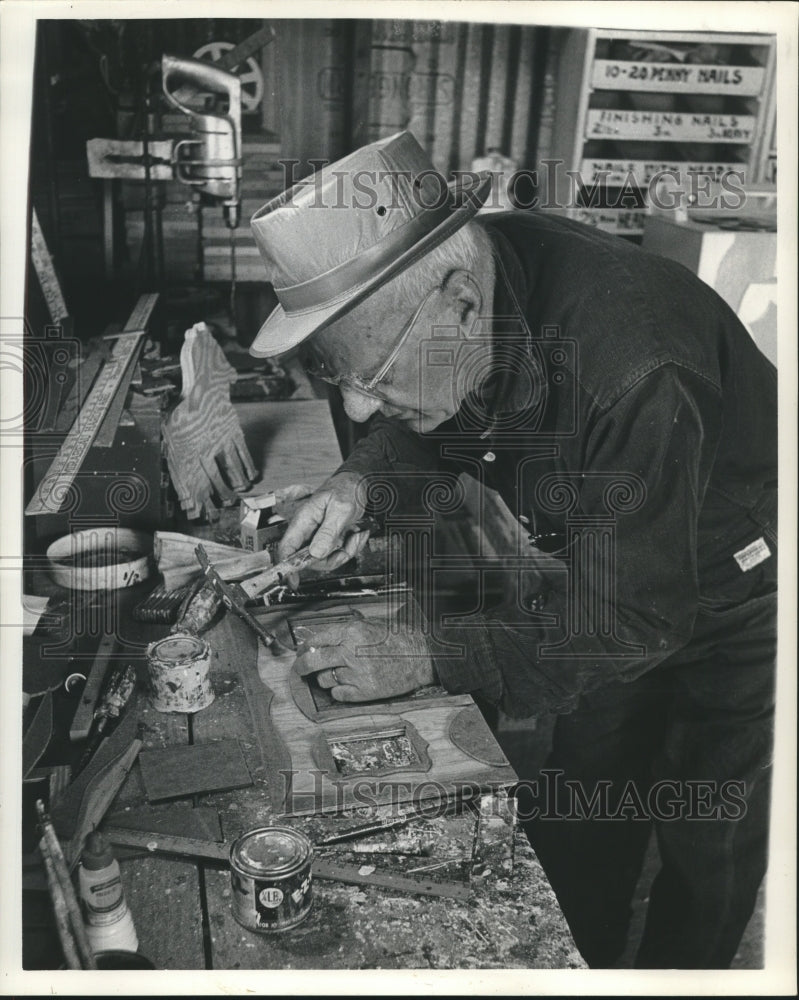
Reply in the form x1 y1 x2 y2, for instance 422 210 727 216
102 611 584 971
22 384 584 972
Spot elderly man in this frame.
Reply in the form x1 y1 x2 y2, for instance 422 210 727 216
249 132 777 969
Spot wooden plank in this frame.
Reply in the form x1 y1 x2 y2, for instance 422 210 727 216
585 109 757 143
25 330 148 515
113 665 206 970
22 691 54 778
237 399 343 495
30 207 68 323
121 854 206 969
69 631 116 741
591 60 765 95
138 739 253 802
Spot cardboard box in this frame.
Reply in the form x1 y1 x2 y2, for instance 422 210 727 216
239 493 286 551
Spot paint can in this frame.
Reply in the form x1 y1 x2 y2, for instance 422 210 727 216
229 826 313 933
145 633 214 713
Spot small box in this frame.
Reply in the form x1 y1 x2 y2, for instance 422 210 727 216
240 493 286 551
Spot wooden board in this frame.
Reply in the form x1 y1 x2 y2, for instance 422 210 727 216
114 683 206 970
138 739 253 802
237 398 343 495
249 598 516 816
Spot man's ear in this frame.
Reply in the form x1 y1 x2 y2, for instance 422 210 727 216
440 269 483 325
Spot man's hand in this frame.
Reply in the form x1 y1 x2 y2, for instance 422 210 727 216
292 615 436 702
277 471 370 573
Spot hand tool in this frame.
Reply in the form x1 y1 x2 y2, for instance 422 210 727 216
262 574 409 607
191 515 382 642
36 800 98 969
195 545 288 652
73 664 137 776
101 826 471 900
25 293 159 516
203 514 383 605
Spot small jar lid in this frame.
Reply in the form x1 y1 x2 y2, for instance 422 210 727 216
230 826 312 877
82 830 114 870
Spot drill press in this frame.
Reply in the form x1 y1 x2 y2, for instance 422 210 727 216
161 54 243 325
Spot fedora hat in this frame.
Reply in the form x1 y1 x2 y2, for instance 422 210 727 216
249 131 492 358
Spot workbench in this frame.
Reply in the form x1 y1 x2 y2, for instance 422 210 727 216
91 609 583 971
21 387 586 972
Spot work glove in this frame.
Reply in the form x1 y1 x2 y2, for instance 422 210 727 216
292 607 436 702
277 470 371 573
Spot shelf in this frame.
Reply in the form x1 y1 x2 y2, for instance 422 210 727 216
548 28 776 239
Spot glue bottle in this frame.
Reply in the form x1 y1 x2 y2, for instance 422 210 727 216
78 830 139 954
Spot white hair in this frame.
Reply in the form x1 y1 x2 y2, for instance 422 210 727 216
381 220 495 309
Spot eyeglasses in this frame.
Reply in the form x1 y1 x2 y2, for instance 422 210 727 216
298 287 438 400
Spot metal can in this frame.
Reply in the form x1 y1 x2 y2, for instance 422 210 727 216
145 633 214 713
229 826 314 933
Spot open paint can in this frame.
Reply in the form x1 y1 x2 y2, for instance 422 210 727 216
229 826 313 933
145 633 214 713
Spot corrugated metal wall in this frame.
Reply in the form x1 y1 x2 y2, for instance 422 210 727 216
271 18 552 178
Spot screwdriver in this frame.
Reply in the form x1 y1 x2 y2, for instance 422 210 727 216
73 664 137 777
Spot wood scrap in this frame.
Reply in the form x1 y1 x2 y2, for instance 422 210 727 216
23 691 54 778
63 735 143 871
104 806 223 861
154 529 273 590
51 698 141 840
69 631 117 742
138 739 252 802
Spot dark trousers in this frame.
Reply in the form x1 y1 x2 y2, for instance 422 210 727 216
516 591 776 968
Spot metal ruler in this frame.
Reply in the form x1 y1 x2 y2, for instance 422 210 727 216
102 827 471 900
25 293 159 517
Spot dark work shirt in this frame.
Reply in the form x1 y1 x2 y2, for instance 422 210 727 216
337 211 778 717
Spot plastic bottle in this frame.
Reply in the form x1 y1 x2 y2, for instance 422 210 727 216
78 830 139 954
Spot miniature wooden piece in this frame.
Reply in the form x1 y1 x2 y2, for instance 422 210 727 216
163 323 257 520
251 597 516 816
